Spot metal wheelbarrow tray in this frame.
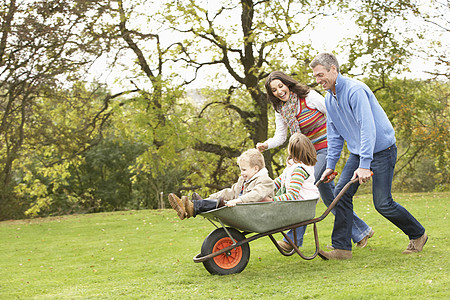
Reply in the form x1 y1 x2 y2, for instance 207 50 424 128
199 198 318 233
193 178 359 275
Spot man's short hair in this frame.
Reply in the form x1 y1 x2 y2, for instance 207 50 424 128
310 53 340 73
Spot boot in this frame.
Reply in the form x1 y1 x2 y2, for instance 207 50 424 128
318 249 352 260
183 196 194 218
168 193 186 220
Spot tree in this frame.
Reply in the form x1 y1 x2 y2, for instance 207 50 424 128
371 77 449 191
160 0 336 179
161 0 434 181
2 0 447 219
111 0 445 194
0 0 118 218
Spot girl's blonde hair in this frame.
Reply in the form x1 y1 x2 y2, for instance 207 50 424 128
288 133 317 166
237 148 265 170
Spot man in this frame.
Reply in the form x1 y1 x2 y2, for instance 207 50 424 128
310 53 427 260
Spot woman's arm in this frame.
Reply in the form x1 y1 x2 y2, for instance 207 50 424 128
263 112 288 150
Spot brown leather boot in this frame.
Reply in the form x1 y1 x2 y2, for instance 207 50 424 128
318 249 352 260
168 193 186 220
182 196 194 218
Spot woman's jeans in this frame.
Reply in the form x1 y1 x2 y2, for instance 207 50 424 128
331 144 425 250
284 148 372 246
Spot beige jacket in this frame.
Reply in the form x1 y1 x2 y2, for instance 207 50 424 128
208 168 274 203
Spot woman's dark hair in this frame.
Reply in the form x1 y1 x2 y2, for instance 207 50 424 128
264 71 310 113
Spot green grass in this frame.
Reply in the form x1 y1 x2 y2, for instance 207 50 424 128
1 192 449 299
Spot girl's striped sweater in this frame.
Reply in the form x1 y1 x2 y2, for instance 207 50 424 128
273 162 318 201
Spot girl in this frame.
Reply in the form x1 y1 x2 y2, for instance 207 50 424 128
271 132 319 251
273 132 318 202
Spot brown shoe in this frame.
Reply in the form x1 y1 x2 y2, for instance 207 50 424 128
182 196 194 218
191 192 203 201
356 229 375 248
168 193 186 220
318 249 352 260
277 240 293 252
402 233 428 254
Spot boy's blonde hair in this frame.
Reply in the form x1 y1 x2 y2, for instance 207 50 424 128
237 148 265 170
288 133 317 166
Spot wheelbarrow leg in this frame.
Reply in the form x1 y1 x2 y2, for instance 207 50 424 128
269 234 296 257
270 223 320 260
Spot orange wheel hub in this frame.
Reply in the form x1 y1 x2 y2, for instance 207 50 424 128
212 237 243 269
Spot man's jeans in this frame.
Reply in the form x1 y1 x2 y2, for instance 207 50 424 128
332 144 425 250
284 148 372 246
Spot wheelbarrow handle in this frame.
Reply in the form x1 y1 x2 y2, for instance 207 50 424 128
316 172 374 221
315 170 374 187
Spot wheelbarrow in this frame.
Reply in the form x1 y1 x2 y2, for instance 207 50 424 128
193 177 360 275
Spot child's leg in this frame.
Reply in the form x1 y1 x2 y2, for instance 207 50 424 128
277 226 307 252
193 199 220 216
284 226 307 247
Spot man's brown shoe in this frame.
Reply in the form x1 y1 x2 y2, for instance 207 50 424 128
277 240 293 252
318 249 352 260
356 229 375 248
402 233 428 254
182 196 194 218
168 193 186 220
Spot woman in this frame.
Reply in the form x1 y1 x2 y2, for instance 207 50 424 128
257 71 374 251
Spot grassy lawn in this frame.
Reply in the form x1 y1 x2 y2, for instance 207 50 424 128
1 192 448 299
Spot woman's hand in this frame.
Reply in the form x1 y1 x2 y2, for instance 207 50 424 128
256 142 268 152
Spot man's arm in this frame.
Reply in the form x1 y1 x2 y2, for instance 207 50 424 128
326 118 345 170
349 88 376 169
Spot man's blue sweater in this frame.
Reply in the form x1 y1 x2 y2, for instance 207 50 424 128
325 74 396 170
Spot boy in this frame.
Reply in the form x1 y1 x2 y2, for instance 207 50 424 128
168 148 274 220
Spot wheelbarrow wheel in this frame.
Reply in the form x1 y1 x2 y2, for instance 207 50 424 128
200 227 250 275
